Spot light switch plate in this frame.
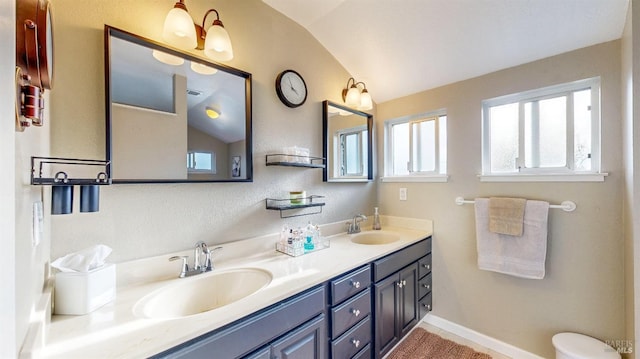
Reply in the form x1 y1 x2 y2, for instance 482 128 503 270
33 201 43 247
399 188 407 201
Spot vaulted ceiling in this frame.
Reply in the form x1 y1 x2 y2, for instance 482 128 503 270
262 0 629 104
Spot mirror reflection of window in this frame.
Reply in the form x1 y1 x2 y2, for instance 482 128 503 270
338 127 368 177
187 151 216 174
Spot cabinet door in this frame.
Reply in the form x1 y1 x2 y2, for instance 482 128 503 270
374 275 399 358
399 264 418 338
271 314 327 359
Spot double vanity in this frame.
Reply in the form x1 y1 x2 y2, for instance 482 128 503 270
43 217 432 359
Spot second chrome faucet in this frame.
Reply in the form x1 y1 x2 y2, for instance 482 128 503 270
347 214 368 234
169 241 223 278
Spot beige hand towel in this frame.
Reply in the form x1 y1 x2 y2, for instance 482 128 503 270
475 198 550 279
489 197 526 236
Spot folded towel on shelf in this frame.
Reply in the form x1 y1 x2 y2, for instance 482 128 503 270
474 198 550 279
489 197 526 236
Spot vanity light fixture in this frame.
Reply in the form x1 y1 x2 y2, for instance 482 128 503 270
162 1 234 61
151 49 184 66
342 77 373 111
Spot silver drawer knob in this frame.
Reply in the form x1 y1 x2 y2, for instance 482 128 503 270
351 280 360 289
422 303 432 310
397 281 403 288
351 339 360 348
422 284 431 290
350 308 361 317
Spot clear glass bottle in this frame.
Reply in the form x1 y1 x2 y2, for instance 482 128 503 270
373 207 382 230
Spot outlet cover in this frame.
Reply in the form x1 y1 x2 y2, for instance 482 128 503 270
399 188 407 201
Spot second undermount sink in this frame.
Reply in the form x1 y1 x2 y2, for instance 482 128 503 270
350 231 400 245
133 268 272 319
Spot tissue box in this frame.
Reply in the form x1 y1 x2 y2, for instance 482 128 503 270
54 263 116 315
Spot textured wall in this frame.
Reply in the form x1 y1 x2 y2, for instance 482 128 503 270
49 0 376 262
376 41 624 358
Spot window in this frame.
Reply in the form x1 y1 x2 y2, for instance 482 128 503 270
337 126 368 177
383 111 447 182
482 77 604 182
187 151 216 174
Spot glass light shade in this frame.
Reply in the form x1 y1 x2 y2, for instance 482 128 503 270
359 90 373 111
206 108 220 119
203 25 234 61
345 86 361 108
190 62 218 75
162 7 197 50
152 50 184 66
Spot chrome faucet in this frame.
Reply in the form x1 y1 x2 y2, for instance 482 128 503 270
169 242 223 278
347 214 368 234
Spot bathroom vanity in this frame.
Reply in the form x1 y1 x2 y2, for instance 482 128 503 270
42 217 432 359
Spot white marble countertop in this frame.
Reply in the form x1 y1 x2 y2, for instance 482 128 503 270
40 216 432 359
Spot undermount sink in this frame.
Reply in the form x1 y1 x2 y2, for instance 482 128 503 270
350 231 400 245
133 268 272 319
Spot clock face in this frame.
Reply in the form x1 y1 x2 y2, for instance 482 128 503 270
276 70 307 108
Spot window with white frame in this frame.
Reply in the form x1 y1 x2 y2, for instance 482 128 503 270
187 151 216 174
481 77 602 180
337 126 368 177
384 111 447 181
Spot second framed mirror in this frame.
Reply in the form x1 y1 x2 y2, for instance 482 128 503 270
322 100 373 182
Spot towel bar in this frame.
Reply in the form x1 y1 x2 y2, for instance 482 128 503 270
454 197 576 212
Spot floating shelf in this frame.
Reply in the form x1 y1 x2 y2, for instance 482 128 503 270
265 154 325 169
266 195 325 218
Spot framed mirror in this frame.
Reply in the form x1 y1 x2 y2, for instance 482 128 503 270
323 100 373 182
105 26 252 183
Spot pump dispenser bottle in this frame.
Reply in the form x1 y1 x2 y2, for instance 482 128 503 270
373 207 382 230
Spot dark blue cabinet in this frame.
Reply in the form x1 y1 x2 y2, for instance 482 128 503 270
373 237 431 359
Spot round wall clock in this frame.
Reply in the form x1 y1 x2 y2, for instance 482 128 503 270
275 69 307 108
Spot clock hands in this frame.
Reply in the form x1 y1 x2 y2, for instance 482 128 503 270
288 77 299 96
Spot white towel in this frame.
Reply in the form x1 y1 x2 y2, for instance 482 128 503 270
474 198 550 279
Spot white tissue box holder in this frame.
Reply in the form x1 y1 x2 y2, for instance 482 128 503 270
54 263 116 315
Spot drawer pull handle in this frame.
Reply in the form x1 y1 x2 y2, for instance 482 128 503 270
351 280 361 289
397 280 407 288
422 303 432 310
422 264 431 270
351 339 361 348
422 284 431 290
350 308 361 317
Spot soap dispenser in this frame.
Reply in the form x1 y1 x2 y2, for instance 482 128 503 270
373 207 382 230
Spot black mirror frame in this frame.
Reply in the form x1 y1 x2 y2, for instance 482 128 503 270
104 25 253 183
322 100 373 182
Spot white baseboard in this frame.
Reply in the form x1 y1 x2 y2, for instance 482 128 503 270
422 314 546 359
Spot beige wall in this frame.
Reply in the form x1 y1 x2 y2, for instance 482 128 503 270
377 40 624 357
49 0 376 263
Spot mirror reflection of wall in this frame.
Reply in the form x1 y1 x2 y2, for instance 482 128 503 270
323 101 373 182
106 26 252 183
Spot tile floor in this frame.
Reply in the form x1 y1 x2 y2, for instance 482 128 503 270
415 321 512 359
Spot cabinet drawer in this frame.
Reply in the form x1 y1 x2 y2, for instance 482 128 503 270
418 253 432 278
331 290 371 338
330 265 371 305
418 292 432 319
352 343 371 359
331 316 371 359
418 272 432 299
373 237 431 282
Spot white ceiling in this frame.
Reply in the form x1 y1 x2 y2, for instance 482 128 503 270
262 0 629 104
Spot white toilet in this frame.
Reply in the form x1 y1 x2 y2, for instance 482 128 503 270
552 332 621 359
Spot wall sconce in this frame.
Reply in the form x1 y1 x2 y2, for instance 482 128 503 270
162 0 234 62
342 77 373 111
31 157 111 215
